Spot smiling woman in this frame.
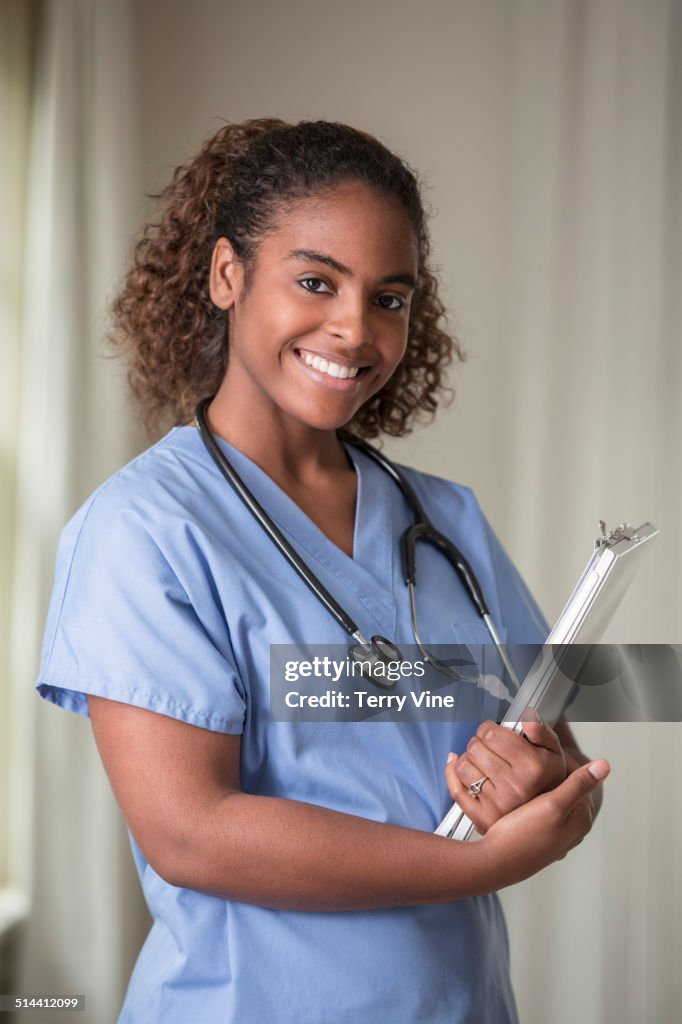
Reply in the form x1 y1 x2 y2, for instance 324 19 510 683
204 181 419 447
34 118 608 1024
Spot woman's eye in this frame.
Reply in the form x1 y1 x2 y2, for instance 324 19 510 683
378 294 407 312
299 277 331 294
298 278 406 312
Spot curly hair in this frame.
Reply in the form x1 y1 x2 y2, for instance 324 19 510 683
108 117 465 442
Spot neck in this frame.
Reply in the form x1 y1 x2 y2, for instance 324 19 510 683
203 375 353 488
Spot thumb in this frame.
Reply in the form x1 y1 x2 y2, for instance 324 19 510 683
552 759 610 813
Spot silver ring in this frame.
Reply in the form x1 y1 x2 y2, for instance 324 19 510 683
468 776 489 799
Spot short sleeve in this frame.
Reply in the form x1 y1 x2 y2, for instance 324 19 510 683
35 484 247 734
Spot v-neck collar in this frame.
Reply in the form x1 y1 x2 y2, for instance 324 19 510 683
174 427 397 636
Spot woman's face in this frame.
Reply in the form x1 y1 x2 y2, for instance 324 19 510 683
209 181 419 435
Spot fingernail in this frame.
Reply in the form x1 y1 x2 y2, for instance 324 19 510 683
447 752 457 765
588 760 610 780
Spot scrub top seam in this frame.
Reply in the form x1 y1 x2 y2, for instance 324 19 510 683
263 520 396 636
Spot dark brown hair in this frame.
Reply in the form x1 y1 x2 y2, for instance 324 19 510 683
108 118 464 441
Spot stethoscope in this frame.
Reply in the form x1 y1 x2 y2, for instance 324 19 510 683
194 397 520 692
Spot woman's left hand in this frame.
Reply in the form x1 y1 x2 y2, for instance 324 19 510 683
444 717 569 836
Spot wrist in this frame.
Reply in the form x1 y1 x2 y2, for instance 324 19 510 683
468 831 516 893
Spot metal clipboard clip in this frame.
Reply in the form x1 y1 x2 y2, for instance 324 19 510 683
595 521 641 550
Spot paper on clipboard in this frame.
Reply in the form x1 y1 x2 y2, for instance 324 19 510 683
435 522 659 841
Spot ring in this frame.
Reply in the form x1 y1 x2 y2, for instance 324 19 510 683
468 776 489 799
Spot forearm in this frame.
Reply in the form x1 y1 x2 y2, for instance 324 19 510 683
166 792 497 911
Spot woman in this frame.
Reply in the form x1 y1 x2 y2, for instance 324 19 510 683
36 118 608 1023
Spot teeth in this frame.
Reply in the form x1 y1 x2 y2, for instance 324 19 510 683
300 352 363 380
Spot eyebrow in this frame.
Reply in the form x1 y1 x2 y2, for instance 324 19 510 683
286 249 418 291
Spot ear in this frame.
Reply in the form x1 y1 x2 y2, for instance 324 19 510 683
209 237 243 310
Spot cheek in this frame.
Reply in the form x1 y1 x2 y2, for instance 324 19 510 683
379 333 409 375
260 296 323 349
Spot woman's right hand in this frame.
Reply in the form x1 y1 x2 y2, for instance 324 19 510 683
478 759 610 889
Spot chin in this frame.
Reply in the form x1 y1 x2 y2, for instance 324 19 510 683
310 414 356 433
284 397 361 434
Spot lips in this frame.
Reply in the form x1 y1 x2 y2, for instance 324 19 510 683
293 348 371 390
293 347 372 381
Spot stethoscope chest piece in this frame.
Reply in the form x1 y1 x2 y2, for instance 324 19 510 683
348 636 403 691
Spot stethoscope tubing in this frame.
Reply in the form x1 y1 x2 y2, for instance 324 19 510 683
194 397 519 692
194 397 365 640
336 435 490 617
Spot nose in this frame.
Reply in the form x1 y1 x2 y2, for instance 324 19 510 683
325 294 374 350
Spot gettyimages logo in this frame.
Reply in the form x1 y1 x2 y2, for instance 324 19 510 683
269 641 536 722
269 643 682 723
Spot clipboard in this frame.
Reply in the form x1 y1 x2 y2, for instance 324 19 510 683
435 521 659 841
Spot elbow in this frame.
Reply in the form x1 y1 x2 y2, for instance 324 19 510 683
143 808 242 895
149 846 189 889
126 816 208 891
129 830 193 889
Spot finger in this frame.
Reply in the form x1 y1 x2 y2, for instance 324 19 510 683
445 753 478 801
445 752 460 799
563 749 584 774
445 752 496 798
477 719 560 762
549 760 610 818
464 734 511 776
475 721 557 787
454 754 497 793
445 753 498 834
518 718 563 756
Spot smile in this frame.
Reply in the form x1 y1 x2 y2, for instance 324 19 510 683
293 348 371 389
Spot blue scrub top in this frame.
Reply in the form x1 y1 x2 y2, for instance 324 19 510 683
36 425 549 1024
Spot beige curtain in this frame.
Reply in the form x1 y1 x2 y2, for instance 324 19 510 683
5 1 681 1022
5 2 150 1022
386 2 682 1018
382 2 682 1017
1 0 35 898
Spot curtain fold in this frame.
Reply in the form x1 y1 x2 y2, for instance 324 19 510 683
9 2 149 1022
473 2 682 1018
1 0 36 899
490 0 681 641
